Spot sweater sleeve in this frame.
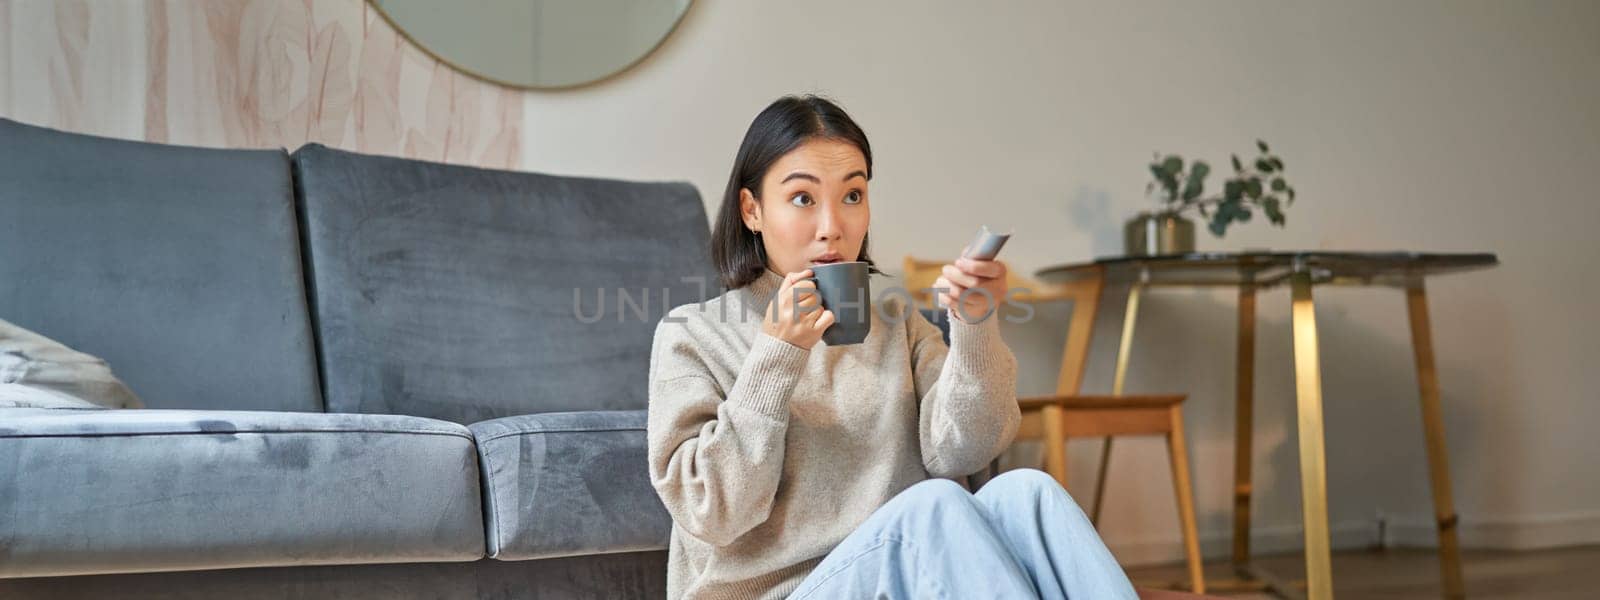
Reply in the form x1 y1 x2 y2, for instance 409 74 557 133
646 316 810 547
908 308 1021 479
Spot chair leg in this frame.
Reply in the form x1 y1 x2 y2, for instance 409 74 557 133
1042 404 1068 489
1167 406 1206 594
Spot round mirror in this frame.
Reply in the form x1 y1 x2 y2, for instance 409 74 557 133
370 0 692 89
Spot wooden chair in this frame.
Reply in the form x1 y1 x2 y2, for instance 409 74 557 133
903 256 1206 594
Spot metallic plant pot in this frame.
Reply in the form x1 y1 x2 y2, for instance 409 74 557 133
1124 213 1196 256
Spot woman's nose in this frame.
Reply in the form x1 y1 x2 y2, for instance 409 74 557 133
814 202 842 241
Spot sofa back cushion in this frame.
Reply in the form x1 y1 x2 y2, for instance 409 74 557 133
291 145 714 424
0 118 323 412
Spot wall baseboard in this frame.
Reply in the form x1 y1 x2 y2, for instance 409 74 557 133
1107 510 1600 567
1383 510 1600 551
1107 520 1378 567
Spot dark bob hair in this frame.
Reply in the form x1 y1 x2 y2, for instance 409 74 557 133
710 95 879 290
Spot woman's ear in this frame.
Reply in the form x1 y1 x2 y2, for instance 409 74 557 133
739 188 762 233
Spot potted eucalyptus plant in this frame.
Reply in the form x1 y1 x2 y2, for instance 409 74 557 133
1126 140 1297 255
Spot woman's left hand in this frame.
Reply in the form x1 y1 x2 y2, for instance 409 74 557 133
934 257 1008 323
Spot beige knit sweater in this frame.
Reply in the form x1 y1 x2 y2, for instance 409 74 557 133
646 269 1020 599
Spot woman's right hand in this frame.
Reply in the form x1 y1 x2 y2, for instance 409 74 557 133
762 269 835 350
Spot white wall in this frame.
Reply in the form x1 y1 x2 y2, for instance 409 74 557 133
517 0 1600 564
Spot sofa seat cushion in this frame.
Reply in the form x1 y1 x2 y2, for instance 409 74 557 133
0 408 485 578
470 410 670 560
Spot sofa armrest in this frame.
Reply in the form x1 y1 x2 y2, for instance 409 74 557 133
469 410 670 560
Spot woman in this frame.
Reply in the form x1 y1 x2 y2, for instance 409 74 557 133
646 95 1137 600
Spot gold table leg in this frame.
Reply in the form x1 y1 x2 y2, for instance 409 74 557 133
1405 282 1466 598
1234 283 1257 567
1092 283 1143 525
1105 283 1205 594
1290 273 1335 600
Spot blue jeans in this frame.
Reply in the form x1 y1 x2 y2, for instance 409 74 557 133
789 469 1138 600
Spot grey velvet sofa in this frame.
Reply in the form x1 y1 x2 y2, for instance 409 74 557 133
0 117 718 598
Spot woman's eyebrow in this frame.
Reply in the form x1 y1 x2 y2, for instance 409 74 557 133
779 170 868 184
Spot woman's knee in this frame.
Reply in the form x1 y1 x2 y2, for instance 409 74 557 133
978 469 1087 513
899 478 970 503
860 478 986 533
877 478 977 516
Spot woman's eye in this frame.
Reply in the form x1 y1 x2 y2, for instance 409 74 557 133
789 193 813 207
843 190 863 205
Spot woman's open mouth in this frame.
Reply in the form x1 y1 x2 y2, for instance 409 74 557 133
810 253 844 265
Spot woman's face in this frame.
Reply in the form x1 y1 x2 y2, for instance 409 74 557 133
740 138 871 276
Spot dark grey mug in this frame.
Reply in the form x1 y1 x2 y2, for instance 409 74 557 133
809 261 871 345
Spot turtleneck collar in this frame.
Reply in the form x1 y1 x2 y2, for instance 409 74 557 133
744 268 786 302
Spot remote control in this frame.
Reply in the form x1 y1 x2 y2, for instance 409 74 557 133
962 225 1011 261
